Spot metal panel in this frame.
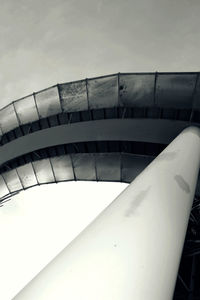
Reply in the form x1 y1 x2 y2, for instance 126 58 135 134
35 86 62 118
119 74 155 107
50 155 74 181
192 74 200 110
14 95 39 124
59 81 88 112
156 73 196 109
17 163 37 188
96 153 121 181
0 175 9 198
0 104 19 133
121 154 153 183
32 159 55 184
88 75 118 109
3 169 23 192
71 153 96 180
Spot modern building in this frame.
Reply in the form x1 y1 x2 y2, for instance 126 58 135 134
0 73 199 299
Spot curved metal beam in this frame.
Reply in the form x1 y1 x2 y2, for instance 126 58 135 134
0 119 193 166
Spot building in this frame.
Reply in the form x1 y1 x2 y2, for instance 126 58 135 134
0 72 200 299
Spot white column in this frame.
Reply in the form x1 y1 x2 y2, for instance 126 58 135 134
14 126 200 300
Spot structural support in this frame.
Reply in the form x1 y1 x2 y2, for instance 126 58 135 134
14 127 200 300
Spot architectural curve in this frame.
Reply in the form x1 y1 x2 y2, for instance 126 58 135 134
0 72 200 202
1 72 200 299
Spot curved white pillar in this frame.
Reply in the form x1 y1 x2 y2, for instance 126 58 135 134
14 126 200 300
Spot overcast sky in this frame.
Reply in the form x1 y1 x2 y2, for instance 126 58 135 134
0 0 200 299
0 0 200 107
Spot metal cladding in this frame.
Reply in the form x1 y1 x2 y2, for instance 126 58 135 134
0 153 154 199
0 72 199 134
0 72 200 200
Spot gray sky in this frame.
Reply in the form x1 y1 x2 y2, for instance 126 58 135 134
0 0 200 107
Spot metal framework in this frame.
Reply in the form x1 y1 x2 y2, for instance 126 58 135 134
0 72 200 299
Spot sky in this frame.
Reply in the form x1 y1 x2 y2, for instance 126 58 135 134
0 0 200 107
0 0 200 299
0 182 127 299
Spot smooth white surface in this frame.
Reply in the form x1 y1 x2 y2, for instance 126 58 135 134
0 181 127 300
13 127 200 300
